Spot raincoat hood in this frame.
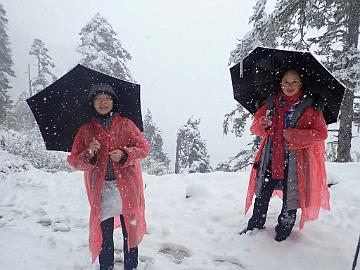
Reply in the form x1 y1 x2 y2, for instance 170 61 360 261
88 83 120 115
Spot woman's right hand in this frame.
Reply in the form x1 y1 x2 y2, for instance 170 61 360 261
88 137 100 156
261 116 272 129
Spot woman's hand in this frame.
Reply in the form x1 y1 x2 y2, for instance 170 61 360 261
88 137 100 156
283 129 290 141
261 116 272 129
109 149 126 163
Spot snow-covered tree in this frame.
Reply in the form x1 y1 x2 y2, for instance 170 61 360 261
0 4 15 126
308 0 360 162
8 91 36 131
29 38 57 94
225 0 278 171
77 13 133 81
0 128 69 172
229 0 278 65
175 118 211 174
142 109 171 175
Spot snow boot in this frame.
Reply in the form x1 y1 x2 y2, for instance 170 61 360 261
274 225 291 242
99 263 114 270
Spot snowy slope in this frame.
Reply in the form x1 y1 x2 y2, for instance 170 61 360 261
0 150 359 270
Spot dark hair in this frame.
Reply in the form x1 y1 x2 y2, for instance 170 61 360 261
87 83 120 114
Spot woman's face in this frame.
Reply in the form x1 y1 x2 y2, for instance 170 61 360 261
93 93 113 115
281 71 302 96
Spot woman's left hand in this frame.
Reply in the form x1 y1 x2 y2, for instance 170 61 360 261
109 149 126 163
283 129 290 141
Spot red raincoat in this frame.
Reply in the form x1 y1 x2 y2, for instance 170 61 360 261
245 104 330 228
67 114 149 262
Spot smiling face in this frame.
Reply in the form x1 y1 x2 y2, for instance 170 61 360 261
281 70 302 96
93 93 113 115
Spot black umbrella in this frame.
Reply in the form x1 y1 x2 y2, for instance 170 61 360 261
230 46 345 124
26 64 143 152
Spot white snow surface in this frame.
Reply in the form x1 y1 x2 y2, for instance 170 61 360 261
0 150 359 270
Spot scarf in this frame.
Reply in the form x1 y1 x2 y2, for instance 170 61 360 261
270 91 302 179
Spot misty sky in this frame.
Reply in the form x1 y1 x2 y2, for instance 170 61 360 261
3 0 267 167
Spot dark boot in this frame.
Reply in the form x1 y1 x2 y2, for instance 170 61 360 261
274 209 297 242
99 264 114 270
124 246 138 270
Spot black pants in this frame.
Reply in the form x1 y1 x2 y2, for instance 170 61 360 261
247 167 297 236
99 215 138 270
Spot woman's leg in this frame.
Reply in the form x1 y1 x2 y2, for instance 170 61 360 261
120 215 139 270
99 217 115 270
247 168 278 230
275 178 297 241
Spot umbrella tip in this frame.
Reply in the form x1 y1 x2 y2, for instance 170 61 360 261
240 60 244 78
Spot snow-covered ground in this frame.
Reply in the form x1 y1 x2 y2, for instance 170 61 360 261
0 150 359 270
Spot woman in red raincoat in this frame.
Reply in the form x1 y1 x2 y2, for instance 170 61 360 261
67 83 149 270
242 69 330 241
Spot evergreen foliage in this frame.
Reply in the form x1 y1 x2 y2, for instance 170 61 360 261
0 4 15 126
175 118 211 174
9 91 36 131
224 0 277 171
308 0 360 162
77 13 133 81
142 109 171 175
0 127 70 172
29 39 57 93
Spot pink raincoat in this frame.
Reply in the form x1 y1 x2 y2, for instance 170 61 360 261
245 104 330 228
67 114 149 262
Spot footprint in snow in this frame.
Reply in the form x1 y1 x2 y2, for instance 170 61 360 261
52 221 71 232
213 256 247 269
37 216 71 232
37 216 52 227
158 243 191 264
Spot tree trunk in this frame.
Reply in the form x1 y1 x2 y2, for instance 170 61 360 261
336 0 360 162
337 87 354 162
174 136 181 174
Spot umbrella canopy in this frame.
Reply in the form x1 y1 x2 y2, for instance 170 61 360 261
26 64 143 152
230 46 345 124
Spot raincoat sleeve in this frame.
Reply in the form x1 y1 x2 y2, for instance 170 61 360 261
118 119 149 168
285 108 328 150
67 125 94 171
250 105 269 137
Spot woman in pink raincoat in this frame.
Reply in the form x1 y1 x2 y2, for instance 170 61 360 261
68 83 149 270
241 69 330 241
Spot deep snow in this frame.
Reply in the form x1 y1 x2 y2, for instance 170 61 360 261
0 150 359 270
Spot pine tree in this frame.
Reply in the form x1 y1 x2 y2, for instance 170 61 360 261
308 0 360 162
77 13 133 81
9 91 36 130
142 109 171 175
224 0 278 171
175 118 211 174
229 0 278 65
29 39 57 93
0 4 15 126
